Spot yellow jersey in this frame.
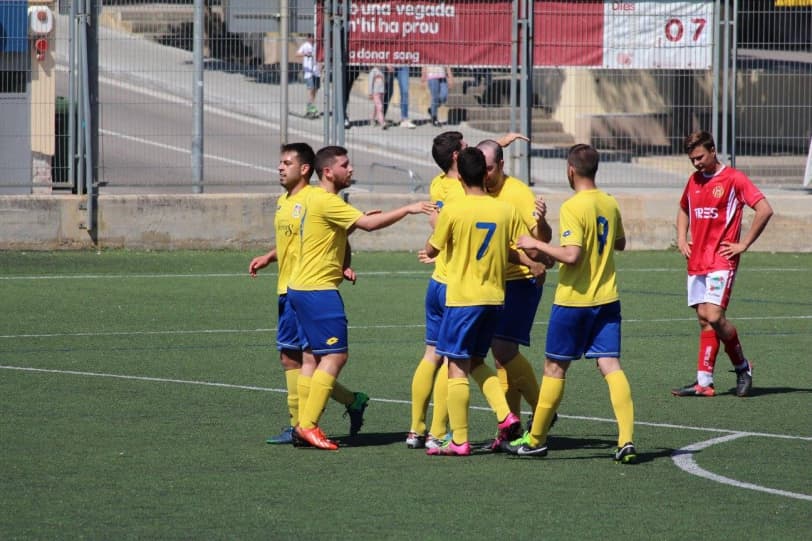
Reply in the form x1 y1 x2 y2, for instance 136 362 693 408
288 186 363 291
554 189 624 307
488 175 536 281
428 194 525 307
273 185 314 295
428 172 465 283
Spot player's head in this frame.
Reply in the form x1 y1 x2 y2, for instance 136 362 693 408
315 145 353 189
684 131 718 174
278 142 315 190
457 147 487 189
566 144 599 188
476 139 504 192
431 131 466 174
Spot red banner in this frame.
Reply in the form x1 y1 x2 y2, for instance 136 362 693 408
324 1 713 69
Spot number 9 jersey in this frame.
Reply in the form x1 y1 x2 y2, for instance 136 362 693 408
555 189 625 307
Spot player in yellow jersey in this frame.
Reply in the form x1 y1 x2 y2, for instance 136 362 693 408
423 147 527 456
287 145 434 450
248 143 369 445
477 139 552 444
504 144 636 463
406 131 531 450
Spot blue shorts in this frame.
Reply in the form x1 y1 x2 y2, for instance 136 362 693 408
276 294 307 351
436 305 501 360
424 278 447 346
286 288 348 355
545 301 621 361
493 278 543 346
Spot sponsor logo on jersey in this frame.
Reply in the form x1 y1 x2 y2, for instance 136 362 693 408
693 207 719 219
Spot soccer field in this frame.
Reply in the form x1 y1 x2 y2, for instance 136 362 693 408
1 250 810 539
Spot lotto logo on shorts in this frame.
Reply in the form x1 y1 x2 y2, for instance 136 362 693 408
326 337 339 346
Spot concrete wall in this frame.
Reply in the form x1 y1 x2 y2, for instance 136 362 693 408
0 192 809 252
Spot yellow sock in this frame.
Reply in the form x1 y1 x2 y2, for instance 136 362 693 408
428 362 449 439
470 364 511 423
284 368 300 426
498 367 522 414
447 377 470 444
330 381 355 406
299 370 335 429
605 370 635 446
504 352 540 411
296 373 312 424
410 358 439 434
529 376 565 447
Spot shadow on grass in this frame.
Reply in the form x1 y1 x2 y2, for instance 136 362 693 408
718 385 812 397
334 431 410 447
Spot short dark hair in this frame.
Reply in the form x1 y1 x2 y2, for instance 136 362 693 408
684 131 715 154
457 147 487 188
281 142 316 180
314 145 348 179
431 131 464 173
567 143 599 179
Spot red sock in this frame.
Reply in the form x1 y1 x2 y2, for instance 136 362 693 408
697 329 720 374
721 329 746 366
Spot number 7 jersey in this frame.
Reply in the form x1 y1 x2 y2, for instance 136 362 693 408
428 194 525 307
555 188 625 307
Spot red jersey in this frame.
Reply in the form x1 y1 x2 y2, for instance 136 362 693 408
679 165 765 275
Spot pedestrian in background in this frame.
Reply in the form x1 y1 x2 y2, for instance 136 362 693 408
368 65 387 129
422 65 454 127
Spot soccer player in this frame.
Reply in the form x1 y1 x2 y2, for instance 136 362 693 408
423 147 526 456
288 145 434 450
505 144 637 463
406 131 530 450
672 131 773 398
406 131 466 450
248 143 369 445
478 139 551 427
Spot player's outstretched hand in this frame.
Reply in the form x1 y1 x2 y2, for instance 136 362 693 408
407 201 436 215
496 132 530 147
516 235 541 252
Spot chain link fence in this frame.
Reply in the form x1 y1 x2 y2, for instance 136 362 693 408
0 0 809 195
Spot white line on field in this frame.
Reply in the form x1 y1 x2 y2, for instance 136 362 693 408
671 434 812 502
2 364 810 501
1 314 810 340
0 267 807 281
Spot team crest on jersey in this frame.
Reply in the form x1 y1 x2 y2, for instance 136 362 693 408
292 204 303 218
712 185 724 198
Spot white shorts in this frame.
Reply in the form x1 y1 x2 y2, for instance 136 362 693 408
687 270 736 309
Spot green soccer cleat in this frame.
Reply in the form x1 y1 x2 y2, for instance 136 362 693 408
344 392 369 436
500 431 548 457
614 442 637 464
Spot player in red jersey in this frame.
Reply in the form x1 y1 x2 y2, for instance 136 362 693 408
672 131 773 398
